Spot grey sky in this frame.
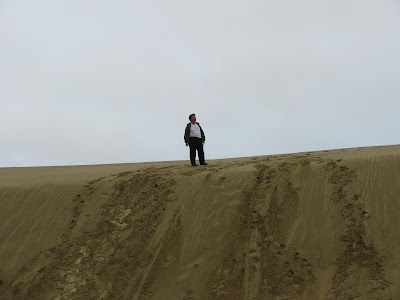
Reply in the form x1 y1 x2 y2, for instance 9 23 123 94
1 0 400 167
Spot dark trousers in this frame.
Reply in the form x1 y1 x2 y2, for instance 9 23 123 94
189 137 205 165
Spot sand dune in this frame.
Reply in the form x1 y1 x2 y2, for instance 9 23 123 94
0 145 399 299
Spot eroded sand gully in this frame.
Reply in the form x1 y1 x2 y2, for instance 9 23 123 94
1 168 182 299
0 145 399 299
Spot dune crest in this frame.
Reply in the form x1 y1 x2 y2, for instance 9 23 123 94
0 145 399 299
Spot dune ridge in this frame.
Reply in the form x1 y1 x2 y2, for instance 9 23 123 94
0 145 399 299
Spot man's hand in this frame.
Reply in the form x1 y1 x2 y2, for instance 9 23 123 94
186 143 189 147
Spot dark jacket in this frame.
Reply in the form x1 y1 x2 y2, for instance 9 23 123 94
184 122 205 143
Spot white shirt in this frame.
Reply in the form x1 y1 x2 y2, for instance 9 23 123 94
189 123 202 138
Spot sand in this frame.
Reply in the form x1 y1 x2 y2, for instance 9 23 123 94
0 145 399 299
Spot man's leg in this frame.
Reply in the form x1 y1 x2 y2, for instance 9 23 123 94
197 138 205 165
189 138 197 166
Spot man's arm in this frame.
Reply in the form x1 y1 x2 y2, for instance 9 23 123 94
198 124 205 144
184 124 190 146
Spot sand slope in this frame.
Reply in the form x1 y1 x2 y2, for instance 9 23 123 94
0 145 399 299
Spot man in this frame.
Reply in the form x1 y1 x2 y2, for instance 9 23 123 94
184 114 207 166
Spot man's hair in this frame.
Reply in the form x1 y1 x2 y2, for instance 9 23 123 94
189 114 196 120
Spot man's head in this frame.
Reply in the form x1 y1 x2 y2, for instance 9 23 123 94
189 114 196 123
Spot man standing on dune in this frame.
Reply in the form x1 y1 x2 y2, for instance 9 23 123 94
184 114 207 166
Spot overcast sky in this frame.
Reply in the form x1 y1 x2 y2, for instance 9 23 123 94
1 0 399 167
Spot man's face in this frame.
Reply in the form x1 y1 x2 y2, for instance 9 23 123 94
191 115 196 122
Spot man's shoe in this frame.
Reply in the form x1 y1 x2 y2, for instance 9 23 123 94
200 163 208 166
192 164 198 167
